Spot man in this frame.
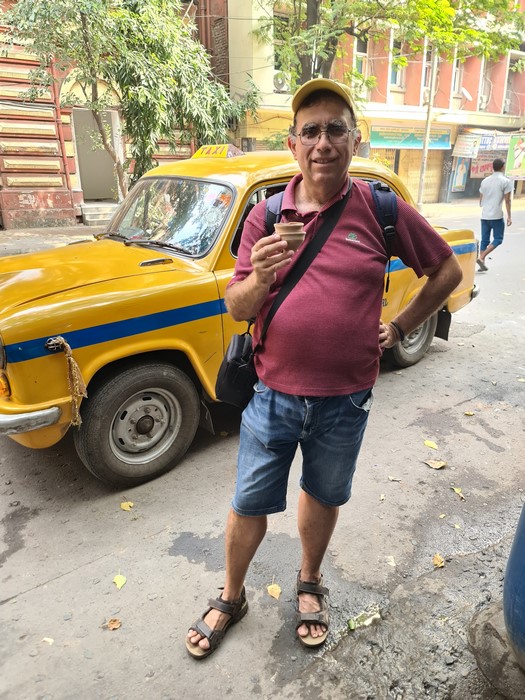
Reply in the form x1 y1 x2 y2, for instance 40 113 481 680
186 78 462 659
477 158 512 271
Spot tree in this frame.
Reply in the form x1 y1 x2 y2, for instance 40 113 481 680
254 0 524 91
3 0 259 197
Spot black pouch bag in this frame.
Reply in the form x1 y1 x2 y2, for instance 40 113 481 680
215 323 257 410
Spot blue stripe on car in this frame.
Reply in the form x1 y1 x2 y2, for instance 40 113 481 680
4 242 477 364
389 242 476 272
5 299 223 364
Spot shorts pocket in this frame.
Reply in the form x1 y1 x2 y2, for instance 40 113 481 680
348 387 373 412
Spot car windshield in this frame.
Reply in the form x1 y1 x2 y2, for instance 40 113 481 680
107 177 234 257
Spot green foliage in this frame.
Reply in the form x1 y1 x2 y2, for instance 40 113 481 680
254 0 524 88
261 129 290 150
3 0 260 193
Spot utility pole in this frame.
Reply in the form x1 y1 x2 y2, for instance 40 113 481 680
417 48 439 212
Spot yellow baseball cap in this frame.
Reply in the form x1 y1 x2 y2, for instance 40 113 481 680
291 78 357 121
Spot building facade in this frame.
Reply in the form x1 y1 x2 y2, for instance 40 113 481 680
0 0 198 229
0 1 523 228
226 0 525 204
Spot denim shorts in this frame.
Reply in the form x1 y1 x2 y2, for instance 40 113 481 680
480 218 504 250
231 381 373 516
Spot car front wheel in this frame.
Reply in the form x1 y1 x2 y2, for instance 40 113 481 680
74 362 200 486
388 313 438 368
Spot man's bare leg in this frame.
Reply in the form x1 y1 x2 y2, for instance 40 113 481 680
296 490 339 639
187 509 266 651
479 243 495 263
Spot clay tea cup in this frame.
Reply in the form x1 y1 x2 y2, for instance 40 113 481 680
274 222 306 252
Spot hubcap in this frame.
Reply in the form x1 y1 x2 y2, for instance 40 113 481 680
401 320 429 354
109 388 182 464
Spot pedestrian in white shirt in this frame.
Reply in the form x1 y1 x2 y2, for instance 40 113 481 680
477 158 512 271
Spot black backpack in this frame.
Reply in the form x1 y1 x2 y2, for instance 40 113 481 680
265 180 398 292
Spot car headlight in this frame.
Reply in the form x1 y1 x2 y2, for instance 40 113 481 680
0 333 5 369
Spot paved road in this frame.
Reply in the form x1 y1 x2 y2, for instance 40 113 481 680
0 207 524 699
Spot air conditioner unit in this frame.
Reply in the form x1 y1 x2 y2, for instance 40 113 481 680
273 70 291 94
479 94 489 110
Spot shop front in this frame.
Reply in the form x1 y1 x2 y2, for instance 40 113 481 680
448 129 521 201
366 122 456 204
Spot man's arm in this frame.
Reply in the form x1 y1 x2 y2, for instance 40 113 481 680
225 233 293 322
379 254 462 349
504 191 512 226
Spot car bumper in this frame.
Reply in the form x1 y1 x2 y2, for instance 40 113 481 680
0 406 62 435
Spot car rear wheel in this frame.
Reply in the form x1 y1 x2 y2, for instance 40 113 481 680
388 313 438 368
74 362 200 486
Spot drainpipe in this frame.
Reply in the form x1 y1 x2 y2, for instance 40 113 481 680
50 58 73 199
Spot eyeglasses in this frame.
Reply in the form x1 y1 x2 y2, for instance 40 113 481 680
296 123 358 146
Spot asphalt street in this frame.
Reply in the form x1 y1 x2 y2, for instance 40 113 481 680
0 202 524 699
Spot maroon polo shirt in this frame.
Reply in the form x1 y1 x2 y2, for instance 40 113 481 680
228 174 452 396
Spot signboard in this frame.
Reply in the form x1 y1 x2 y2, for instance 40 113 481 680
192 144 245 159
470 152 506 179
492 133 513 151
506 134 525 179
452 133 481 158
479 132 512 151
451 157 469 192
370 126 451 150
454 130 513 154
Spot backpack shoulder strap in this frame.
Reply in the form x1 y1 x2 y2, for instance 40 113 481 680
265 191 285 233
368 180 398 293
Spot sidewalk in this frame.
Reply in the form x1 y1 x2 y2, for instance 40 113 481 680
0 224 105 256
1 196 524 257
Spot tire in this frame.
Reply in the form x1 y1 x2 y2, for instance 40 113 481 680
388 313 438 368
74 362 200 487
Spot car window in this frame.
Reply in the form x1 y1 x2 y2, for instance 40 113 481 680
110 177 234 257
231 183 288 257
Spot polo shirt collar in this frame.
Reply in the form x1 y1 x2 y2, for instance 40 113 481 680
280 173 352 217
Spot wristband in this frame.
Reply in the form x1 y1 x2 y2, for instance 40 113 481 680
390 320 405 342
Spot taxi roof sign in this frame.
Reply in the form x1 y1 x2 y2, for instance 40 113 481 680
192 144 245 159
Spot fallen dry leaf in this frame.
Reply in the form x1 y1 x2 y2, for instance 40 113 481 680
424 440 438 450
120 501 134 511
439 513 447 519
518 378 525 383
433 553 445 568
388 476 402 482
379 494 385 502
424 459 447 470
385 556 396 567
451 487 466 501
41 637 54 645
267 583 281 600
347 604 381 631
113 574 127 590
454 523 461 529
105 618 122 631
464 411 475 416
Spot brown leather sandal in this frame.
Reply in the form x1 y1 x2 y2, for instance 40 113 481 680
185 587 248 659
295 573 329 648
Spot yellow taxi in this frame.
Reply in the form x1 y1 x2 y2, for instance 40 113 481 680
0 149 478 486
